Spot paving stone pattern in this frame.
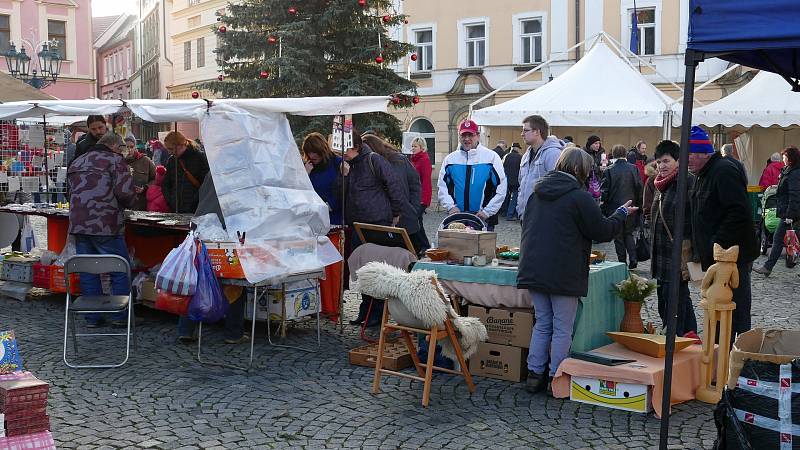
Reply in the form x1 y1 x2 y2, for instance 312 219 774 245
1 213 797 449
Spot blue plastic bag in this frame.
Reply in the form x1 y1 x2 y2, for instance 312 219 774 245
188 242 229 323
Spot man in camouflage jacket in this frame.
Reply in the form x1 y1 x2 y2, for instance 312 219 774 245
68 132 136 327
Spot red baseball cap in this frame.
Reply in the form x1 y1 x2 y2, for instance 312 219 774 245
459 119 479 135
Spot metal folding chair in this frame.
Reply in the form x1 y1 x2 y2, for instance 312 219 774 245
62 254 134 368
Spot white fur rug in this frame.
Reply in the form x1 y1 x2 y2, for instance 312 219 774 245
354 262 487 360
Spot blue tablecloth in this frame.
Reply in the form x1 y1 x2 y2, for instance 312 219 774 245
412 260 628 352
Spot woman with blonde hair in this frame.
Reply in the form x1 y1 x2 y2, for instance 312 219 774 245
162 130 209 213
302 132 343 225
517 147 636 393
409 137 432 252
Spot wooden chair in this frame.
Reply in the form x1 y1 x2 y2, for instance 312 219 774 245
371 282 475 407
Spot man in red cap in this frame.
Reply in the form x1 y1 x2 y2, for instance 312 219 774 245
437 119 507 230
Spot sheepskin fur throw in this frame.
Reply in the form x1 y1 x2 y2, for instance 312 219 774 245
354 262 487 360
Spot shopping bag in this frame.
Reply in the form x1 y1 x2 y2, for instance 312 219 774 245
636 227 651 262
784 228 799 268
155 232 198 296
20 216 36 252
154 290 191 316
188 241 228 323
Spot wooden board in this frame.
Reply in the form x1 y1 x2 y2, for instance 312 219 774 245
349 341 413 370
606 332 696 358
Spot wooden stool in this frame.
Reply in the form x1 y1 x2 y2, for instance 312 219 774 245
371 304 476 407
695 299 735 404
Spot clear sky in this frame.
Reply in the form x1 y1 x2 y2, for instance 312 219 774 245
92 0 138 17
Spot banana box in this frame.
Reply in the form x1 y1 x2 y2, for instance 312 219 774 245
244 280 320 322
570 376 652 413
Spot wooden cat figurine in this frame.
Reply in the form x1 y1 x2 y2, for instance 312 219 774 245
700 244 739 305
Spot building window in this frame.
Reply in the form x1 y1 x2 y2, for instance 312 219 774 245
48 20 67 58
409 118 436 165
0 15 10 53
465 23 485 67
196 37 205 68
629 8 656 55
187 15 201 28
413 29 433 72
127 47 133 76
184 41 192 70
520 18 542 64
104 57 110 84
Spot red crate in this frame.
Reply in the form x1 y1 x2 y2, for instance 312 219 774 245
32 263 52 288
49 266 80 294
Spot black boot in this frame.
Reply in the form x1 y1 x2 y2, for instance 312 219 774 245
350 295 372 325
364 298 385 328
525 371 549 394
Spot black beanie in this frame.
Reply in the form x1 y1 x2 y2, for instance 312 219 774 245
586 135 601 149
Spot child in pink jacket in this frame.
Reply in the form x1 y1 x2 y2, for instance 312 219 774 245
146 165 170 212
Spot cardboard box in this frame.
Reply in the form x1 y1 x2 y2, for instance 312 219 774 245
244 280 320 322
468 342 528 382
137 279 158 308
468 305 533 348
570 376 652 413
204 241 245 279
0 255 38 283
436 230 496 261
727 328 800 389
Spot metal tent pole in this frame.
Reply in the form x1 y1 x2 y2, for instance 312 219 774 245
658 48 701 450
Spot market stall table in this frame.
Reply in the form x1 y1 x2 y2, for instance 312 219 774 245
551 342 706 417
198 269 326 371
412 260 628 352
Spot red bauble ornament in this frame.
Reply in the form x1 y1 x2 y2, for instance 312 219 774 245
218 25 227 33
268 35 277 44
217 74 224 81
412 96 420 104
191 91 200 99
260 70 270 78
358 0 366 7
382 15 391 23
391 96 400 105
410 53 418 61
404 19 409 24
288 6 297 15
375 55 384 64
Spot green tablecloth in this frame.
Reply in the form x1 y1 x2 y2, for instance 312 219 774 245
412 260 628 352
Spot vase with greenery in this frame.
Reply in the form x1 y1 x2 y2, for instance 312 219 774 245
611 273 658 333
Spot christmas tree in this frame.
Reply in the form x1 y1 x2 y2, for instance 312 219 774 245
205 0 418 143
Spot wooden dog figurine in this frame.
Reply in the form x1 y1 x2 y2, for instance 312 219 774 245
696 244 739 404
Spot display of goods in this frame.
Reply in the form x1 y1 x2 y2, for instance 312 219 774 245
424 248 449 261
497 251 520 260
0 254 38 283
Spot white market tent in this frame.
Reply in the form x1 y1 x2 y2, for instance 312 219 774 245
471 41 677 129
692 70 800 127
0 97 390 122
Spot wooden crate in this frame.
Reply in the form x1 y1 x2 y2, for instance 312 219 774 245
349 341 413 370
437 230 496 261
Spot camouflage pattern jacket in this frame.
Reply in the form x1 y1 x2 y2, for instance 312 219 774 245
68 144 136 236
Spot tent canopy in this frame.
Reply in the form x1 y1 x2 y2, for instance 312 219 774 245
693 71 800 127
471 41 676 127
688 0 800 86
0 96 390 122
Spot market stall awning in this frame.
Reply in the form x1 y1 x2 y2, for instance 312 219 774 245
471 41 676 127
688 0 800 88
0 96 391 122
0 72 57 102
692 71 800 127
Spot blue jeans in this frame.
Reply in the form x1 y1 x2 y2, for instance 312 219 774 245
505 189 519 220
527 290 579 377
764 219 790 271
177 290 246 341
74 234 131 323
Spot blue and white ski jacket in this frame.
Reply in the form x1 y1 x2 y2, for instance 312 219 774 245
437 144 507 216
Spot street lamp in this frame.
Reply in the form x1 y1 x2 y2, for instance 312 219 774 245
3 39 63 89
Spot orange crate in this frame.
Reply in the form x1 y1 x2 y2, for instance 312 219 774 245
50 266 80 294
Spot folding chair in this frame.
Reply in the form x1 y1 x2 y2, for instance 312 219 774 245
371 283 475 407
62 255 134 368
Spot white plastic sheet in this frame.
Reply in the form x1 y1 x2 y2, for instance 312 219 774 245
198 104 341 284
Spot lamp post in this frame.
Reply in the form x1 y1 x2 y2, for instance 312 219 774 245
3 39 63 89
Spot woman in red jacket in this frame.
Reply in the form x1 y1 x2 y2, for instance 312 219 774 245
759 152 785 189
410 137 432 253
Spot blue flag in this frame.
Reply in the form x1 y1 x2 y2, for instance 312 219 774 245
630 2 639 54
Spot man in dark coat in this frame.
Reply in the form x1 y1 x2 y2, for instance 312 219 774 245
493 139 507 159
70 115 108 165
721 144 748 183
601 144 643 269
688 127 758 336
502 143 522 220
